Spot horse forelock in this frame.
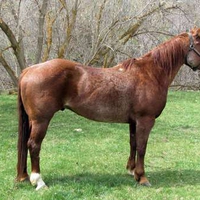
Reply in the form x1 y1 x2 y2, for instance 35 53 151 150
151 34 187 74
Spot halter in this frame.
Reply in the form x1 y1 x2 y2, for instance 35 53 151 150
185 33 200 70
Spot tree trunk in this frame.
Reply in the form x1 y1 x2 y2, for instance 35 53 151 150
0 52 18 86
34 0 49 64
0 17 26 71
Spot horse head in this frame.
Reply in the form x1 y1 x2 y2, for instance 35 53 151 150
186 28 200 71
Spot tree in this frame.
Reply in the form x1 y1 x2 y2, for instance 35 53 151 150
35 0 49 63
84 1 179 67
0 17 25 85
0 0 199 89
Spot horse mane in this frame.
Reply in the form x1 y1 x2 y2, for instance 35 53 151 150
150 33 188 74
121 58 137 70
120 33 188 74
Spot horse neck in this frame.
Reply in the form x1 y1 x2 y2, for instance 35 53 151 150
147 33 189 85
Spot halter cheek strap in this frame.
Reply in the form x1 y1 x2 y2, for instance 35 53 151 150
185 33 200 70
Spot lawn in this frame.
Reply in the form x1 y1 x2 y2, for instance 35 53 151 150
1 91 200 199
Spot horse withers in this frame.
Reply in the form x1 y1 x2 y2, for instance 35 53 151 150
16 28 200 190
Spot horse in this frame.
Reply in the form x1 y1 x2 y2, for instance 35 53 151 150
16 28 200 190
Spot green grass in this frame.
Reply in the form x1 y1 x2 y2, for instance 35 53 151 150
1 91 200 199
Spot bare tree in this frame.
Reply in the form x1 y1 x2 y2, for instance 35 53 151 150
0 0 199 89
83 1 181 67
57 0 79 58
42 6 63 61
35 0 49 63
0 17 26 84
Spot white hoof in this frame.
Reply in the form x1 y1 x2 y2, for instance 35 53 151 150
30 173 47 191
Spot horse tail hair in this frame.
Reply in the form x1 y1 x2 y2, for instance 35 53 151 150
16 81 30 181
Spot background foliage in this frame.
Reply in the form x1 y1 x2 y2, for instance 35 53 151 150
0 0 200 90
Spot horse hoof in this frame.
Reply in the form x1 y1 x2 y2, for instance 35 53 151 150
36 183 48 191
140 181 151 187
138 176 151 187
30 174 39 186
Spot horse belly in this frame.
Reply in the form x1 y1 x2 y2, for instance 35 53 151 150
66 102 130 123
64 71 131 123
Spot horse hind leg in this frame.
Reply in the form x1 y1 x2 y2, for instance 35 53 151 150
28 119 50 190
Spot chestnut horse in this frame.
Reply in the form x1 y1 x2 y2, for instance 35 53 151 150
16 28 200 190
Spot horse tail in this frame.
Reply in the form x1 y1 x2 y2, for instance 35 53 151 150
16 81 30 181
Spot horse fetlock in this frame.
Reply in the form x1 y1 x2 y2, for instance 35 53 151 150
134 171 140 182
30 173 40 186
134 169 145 181
16 173 29 182
127 169 135 176
126 164 135 176
30 173 47 190
126 159 135 172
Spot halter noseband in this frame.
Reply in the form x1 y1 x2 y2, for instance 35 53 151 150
185 33 200 70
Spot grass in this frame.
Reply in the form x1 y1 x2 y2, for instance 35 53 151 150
1 91 200 199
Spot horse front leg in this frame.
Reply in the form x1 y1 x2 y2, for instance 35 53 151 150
134 116 155 186
126 121 136 175
28 119 49 190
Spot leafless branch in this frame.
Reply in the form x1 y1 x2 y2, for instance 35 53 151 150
34 0 49 63
0 51 18 86
0 17 26 70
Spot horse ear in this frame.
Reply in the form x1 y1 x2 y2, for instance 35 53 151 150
197 28 200 38
190 27 197 35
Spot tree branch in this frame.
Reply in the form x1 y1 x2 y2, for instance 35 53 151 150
0 51 18 86
0 17 26 70
35 0 49 63
58 0 79 58
42 6 64 62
